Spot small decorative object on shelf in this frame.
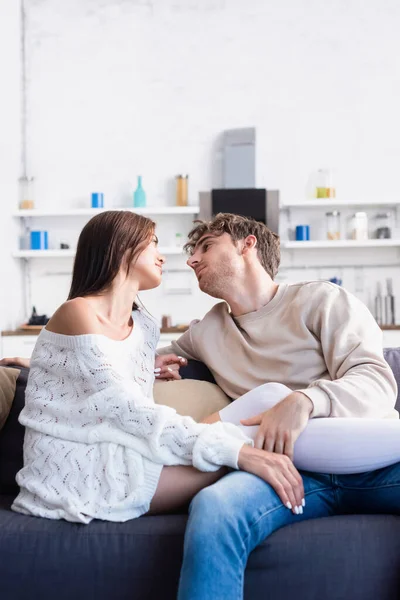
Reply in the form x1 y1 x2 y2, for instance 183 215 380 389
176 175 188 206
315 168 335 199
91 192 104 208
27 306 49 326
161 315 172 329
375 212 392 239
19 176 35 209
295 225 310 241
350 212 368 240
326 211 341 240
175 232 183 247
30 230 48 250
134 176 146 208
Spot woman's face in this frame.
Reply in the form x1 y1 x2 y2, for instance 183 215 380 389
133 234 165 291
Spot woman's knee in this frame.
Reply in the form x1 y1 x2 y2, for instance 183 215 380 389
247 382 292 413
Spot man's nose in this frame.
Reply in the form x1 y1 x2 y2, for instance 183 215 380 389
187 254 198 269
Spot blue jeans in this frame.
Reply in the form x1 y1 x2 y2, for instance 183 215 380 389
178 464 400 600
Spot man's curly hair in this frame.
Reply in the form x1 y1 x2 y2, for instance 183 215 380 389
184 213 280 279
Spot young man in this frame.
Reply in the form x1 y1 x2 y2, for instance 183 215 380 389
156 212 400 600
3 213 400 599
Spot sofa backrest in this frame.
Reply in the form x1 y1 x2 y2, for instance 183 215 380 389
1 351 400 494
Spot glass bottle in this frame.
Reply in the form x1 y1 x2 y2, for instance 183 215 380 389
351 212 368 240
176 175 188 206
19 176 35 209
375 212 392 239
326 211 340 240
133 176 146 208
316 169 335 199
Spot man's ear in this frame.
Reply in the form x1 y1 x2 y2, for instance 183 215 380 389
242 235 257 254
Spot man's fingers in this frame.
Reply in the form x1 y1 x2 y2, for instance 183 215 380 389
283 436 294 462
274 437 285 455
264 433 275 453
254 434 265 450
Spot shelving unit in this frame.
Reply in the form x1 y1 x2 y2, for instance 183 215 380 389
12 205 200 316
13 247 185 259
281 199 400 209
12 206 200 218
282 240 400 249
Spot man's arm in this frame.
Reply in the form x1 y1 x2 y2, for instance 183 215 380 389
157 320 201 361
297 285 398 419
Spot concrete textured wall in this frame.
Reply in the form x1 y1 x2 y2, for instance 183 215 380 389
2 0 400 327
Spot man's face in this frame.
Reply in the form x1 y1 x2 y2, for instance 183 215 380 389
186 232 242 298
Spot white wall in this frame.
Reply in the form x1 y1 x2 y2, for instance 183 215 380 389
0 1 24 330
4 0 400 326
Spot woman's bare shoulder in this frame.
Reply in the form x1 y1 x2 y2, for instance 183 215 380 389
45 298 99 336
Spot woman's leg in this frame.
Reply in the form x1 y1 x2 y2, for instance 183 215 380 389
148 466 228 514
220 382 400 474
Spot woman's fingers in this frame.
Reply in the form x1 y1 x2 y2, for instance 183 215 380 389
154 365 181 380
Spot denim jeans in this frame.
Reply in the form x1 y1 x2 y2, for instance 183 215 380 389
178 463 400 600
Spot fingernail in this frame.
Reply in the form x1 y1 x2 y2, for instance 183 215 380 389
294 506 299 515
302 498 305 507
298 506 303 515
168 367 173 372
155 373 160 377
154 368 161 373
286 502 292 510
178 356 186 362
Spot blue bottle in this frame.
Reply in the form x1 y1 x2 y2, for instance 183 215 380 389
133 176 146 207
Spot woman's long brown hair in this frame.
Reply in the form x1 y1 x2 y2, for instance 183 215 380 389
68 211 155 310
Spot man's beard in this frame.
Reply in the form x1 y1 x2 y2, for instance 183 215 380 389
198 264 234 299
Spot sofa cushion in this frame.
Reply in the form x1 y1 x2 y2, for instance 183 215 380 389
153 379 230 421
0 367 20 430
0 367 28 493
0 492 399 600
383 348 400 411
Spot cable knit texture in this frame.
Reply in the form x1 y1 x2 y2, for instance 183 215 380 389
12 309 249 524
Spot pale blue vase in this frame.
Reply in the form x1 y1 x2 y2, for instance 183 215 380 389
133 176 146 207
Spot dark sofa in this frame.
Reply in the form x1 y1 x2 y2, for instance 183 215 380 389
1 353 400 600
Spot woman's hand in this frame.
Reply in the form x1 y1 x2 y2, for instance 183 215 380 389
0 356 31 369
238 444 305 515
154 354 187 381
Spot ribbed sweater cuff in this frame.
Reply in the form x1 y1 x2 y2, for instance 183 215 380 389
297 386 331 418
217 438 249 470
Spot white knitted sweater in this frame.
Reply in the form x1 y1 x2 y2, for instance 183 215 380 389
12 309 249 523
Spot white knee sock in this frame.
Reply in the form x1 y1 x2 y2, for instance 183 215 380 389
220 383 400 474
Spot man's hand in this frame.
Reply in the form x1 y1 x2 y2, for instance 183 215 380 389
154 354 187 381
241 392 313 460
0 357 31 369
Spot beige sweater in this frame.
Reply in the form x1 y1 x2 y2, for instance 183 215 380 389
159 281 398 419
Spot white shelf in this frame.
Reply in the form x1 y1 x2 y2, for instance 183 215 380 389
13 247 186 259
281 199 400 209
12 206 200 217
282 240 400 249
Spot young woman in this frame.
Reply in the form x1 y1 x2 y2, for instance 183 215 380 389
10 210 304 524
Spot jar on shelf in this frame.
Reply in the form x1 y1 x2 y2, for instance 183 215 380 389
375 212 392 239
350 212 368 240
19 176 35 209
176 175 188 206
326 211 340 240
315 169 335 199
